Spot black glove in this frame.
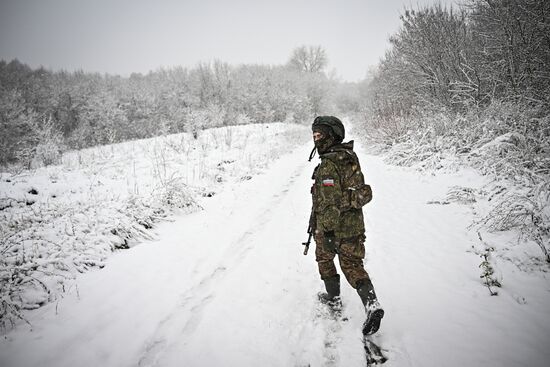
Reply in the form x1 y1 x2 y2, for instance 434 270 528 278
323 230 337 253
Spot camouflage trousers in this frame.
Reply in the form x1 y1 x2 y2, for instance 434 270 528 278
314 233 370 289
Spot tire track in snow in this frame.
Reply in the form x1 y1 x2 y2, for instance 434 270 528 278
136 158 308 366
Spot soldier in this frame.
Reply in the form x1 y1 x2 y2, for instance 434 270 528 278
308 116 384 335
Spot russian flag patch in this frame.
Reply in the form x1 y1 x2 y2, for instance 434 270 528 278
322 179 335 187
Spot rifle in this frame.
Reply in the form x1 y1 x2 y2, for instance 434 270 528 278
302 228 312 255
301 209 316 255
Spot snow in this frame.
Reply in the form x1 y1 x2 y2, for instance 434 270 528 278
0 123 308 317
1 122 549 367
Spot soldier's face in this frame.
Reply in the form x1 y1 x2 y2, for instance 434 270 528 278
313 131 323 141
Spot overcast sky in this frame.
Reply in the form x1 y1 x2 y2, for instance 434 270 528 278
0 0 457 81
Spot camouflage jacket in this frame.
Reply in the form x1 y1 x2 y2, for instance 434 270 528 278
311 141 372 240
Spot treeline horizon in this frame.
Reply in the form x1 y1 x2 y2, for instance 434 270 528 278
0 47 356 168
365 0 549 124
361 0 548 172
2 0 549 174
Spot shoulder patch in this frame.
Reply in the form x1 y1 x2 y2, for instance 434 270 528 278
322 178 335 187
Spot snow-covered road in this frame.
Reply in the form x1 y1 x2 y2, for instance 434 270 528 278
1 141 549 367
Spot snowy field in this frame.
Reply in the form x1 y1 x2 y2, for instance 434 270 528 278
0 123 308 324
1 122 549 367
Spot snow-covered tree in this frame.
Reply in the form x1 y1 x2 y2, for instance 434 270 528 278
288 45 328 74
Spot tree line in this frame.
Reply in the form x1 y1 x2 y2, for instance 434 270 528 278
361 0 550 178
0 46 339 168
363 0 549 131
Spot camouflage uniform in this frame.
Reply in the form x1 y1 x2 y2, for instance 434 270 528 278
311 141 372 289
309 116 383 335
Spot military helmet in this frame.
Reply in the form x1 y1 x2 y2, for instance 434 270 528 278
312 116 345 142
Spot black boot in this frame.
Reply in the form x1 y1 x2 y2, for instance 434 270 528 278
318 275 342 310
356 279 384 335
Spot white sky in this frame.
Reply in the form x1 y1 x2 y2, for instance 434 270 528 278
0 0 457 82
